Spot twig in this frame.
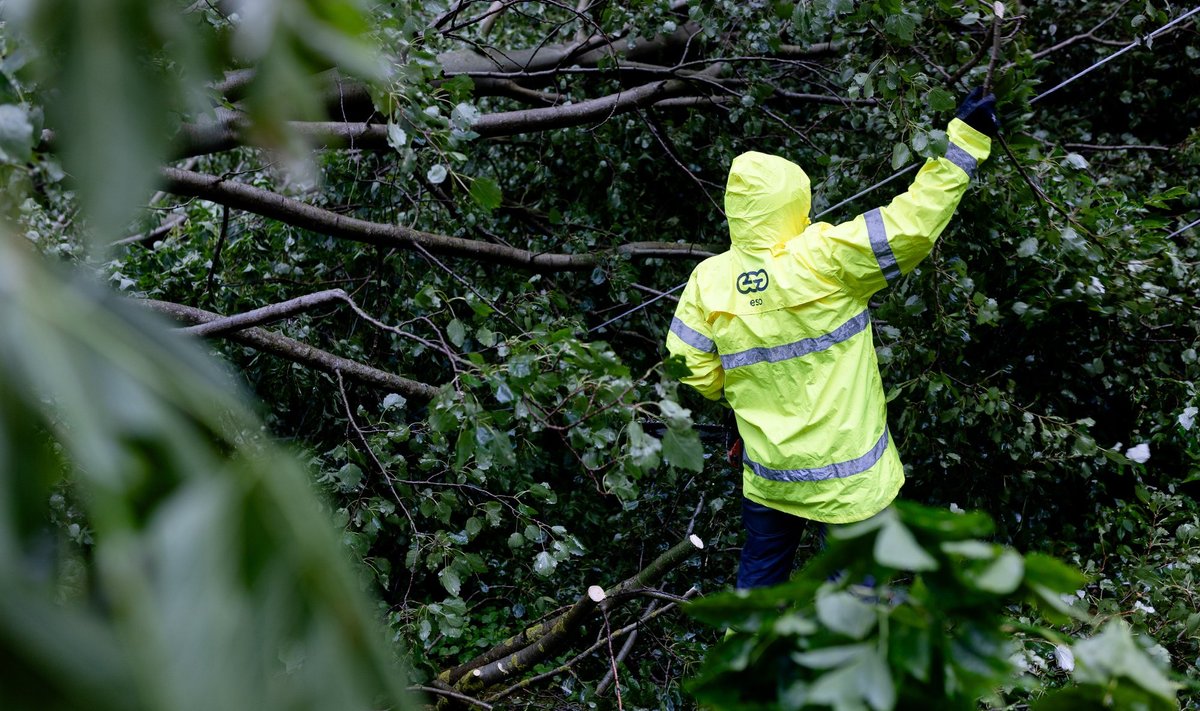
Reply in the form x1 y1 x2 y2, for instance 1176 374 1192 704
334 370 419 536
596 600 657 696
205 204 230 301
631 282 681 303
685 496 705 538
947 24 995 85
994 132 1109 256
639 109 724 215
983 2 1006 93
599 605 625 709
409 684 493 709
113 213 187 248
1018 0 1131 65
1062 142 1171 153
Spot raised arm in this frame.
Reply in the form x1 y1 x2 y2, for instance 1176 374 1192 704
792 91 997 297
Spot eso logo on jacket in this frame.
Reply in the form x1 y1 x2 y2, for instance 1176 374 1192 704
736 269 770 294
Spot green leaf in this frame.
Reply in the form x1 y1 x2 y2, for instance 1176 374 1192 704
883 13 917 43
1066 620 1179 707
1064 152 1090 170
792 643 872 669
895 500 993 538
446 319 467 348
891 621 932 681
1023 553 1088 594
438 566 462 597
891 141 912 169
0 104 34 162
973 550 1024 594
808 647 894 711
661 427 704 472
469 176 503 211
815 591 876 639
874 517 938 571
386 122 408 150
507 532 525 549
334 463 363 491
533 551 557 576
927 87 957 113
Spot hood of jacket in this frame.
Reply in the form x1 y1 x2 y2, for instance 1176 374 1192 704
724 151 811 253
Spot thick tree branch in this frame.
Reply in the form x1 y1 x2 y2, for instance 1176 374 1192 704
179 289 349 338
485 586 700 704
447 534 704 692
175 80 867 156
141 299 440 400
437 24 703 77
158 167 717 271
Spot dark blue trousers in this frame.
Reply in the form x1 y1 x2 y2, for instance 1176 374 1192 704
736 498 810 589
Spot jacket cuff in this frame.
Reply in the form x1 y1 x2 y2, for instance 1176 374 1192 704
947 118 992 163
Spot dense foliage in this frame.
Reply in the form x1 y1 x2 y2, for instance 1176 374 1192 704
1 0 1198 708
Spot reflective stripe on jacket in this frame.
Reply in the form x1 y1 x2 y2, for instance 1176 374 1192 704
665 119 991 524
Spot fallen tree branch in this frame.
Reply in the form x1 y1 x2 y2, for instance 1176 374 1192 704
409 684 492 709
486 586 700 704
180 289 349 338
141 298 440 400
159 167 717 271
447 534 704 692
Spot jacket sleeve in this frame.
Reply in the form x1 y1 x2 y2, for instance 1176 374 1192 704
664 271 724 401
797 118 992 297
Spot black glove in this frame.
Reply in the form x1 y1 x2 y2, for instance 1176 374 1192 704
956 87 1000 137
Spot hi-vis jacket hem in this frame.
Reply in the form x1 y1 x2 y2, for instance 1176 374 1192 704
665 118 991 523
745 427 890 483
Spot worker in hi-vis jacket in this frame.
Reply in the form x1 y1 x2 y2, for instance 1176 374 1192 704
665 90 1000 589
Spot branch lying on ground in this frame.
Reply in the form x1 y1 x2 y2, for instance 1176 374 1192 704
446 534 705 694
141 298 439 399
159 167 717 271
487 587 700 704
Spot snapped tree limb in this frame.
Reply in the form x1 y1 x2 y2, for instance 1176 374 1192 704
445 534 705 693
141 298 439 400
158 167 717 271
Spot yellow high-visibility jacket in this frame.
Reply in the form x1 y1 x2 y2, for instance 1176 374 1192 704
665 119 991 523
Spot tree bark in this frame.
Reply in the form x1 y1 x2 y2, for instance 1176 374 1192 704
445 534 704 692
158 167 717 271
141 299 439 400
179 289 350 338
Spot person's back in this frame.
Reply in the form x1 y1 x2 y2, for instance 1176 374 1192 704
665 90 998 588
